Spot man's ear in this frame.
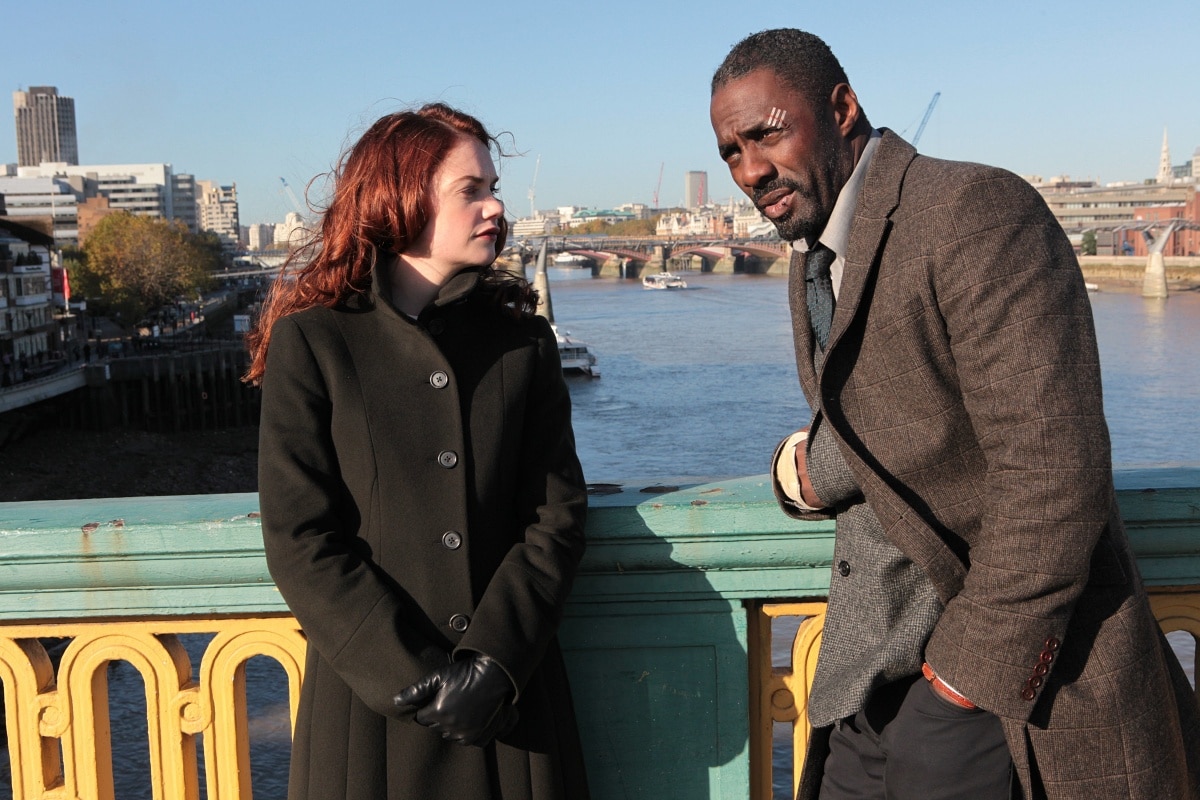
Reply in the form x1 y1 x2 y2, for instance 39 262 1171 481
829 83 861 137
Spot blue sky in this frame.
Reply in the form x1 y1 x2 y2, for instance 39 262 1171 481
4 0 1197 226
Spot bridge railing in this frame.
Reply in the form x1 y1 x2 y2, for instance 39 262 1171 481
0 469 1197 799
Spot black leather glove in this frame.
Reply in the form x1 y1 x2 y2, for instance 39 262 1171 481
394 654 518 746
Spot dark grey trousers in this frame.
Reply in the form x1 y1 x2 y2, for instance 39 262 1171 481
818 675 1013 800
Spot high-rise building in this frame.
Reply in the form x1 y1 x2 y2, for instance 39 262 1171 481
197 180 240 248
248 223 276 251
685 171 708 210
13 86 79 167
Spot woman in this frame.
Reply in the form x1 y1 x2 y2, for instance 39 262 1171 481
246 104 590 800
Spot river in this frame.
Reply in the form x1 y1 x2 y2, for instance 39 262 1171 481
3 270 1196 798
550 270 1200 799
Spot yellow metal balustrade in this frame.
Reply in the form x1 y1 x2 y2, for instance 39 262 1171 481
750 592 1200 800
0 617 304 800
1 470 1197 799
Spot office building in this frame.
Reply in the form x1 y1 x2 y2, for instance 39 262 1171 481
685 171 708 210
197 181 240 249
13 87 79 167
9 163 184 244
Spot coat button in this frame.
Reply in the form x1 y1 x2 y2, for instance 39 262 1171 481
1044 637 1060 651
449 614 470 632
438 450 458 468
1027 675 1043 690
1034 662 1049 676
837 560 851 577
428 319 446 335
1021 686 1036 701
430 371 449 389
442 531 462 550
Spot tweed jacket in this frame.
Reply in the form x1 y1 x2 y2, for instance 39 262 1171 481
258 269 590 800
780 130 1200 799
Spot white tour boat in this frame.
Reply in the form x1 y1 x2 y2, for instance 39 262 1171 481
531 240 600 377
642 272 687 290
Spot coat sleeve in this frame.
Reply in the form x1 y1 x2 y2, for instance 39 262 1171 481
454 316 587 696
918 170 1116 721
258 315 448 717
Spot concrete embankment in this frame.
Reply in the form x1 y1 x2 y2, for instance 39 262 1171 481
1079 256 1200 291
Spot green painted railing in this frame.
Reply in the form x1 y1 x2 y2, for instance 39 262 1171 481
0 467 1197 799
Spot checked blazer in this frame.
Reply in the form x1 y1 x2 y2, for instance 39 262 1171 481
780 129 1200 799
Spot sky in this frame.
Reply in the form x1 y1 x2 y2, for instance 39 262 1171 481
3 0 1198 226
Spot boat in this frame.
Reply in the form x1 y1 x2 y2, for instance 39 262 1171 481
554 326 600 376
553 252 590 267
642 272 687 290
532 240 600 377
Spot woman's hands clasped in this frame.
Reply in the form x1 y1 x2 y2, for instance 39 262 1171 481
394 653 518 746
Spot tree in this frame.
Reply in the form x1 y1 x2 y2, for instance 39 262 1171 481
78 212 214 321
1081 230 1097 256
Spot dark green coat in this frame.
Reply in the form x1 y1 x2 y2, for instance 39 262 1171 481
258 268 590 800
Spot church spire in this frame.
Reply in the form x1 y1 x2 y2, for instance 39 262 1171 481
1157 128 1173 184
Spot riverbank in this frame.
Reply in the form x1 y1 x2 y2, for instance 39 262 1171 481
0 425 259 502
1078 258 1200 292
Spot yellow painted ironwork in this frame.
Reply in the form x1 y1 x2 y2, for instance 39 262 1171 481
0 616 305 800
751 590 1200 799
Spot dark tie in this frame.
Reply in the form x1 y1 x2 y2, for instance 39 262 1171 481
805 244 836 349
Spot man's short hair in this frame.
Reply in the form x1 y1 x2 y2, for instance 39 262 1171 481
711 28 849 107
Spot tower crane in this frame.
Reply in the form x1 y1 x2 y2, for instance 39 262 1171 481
279 177 306 217
911 92 940 147
528 155 540 218
652 162 664 208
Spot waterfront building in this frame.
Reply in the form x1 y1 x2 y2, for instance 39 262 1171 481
0 175 80 245
656 206 728 237
685 170 708 210
0 219 58 376
1028 132 1200 257
511 214 557 237
196 181 240 249
613 202 653 220
1033 178 1200 257
247 223 276 251
171 173 197 233
273 212 306 249
732 202 776 238
74 194 113 243
14 162 203 239
13 87 79 167
565 208 636 229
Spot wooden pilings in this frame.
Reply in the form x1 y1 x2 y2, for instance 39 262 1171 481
67 346 259 433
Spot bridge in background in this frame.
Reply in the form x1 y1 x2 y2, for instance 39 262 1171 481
515 235 793 277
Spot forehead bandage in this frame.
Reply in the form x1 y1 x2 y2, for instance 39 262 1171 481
767 107 787 126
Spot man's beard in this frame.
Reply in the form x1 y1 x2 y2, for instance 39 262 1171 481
755 177 821 241
755 134 848 242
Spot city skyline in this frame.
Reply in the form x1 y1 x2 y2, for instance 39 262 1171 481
3 0 1198 227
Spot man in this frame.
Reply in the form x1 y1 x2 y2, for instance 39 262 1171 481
710 29 1200 799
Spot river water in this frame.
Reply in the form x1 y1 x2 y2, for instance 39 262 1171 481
551 270 1199 799
3 271 1196 798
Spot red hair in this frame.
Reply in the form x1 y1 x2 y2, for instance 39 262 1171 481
245 103 524 384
